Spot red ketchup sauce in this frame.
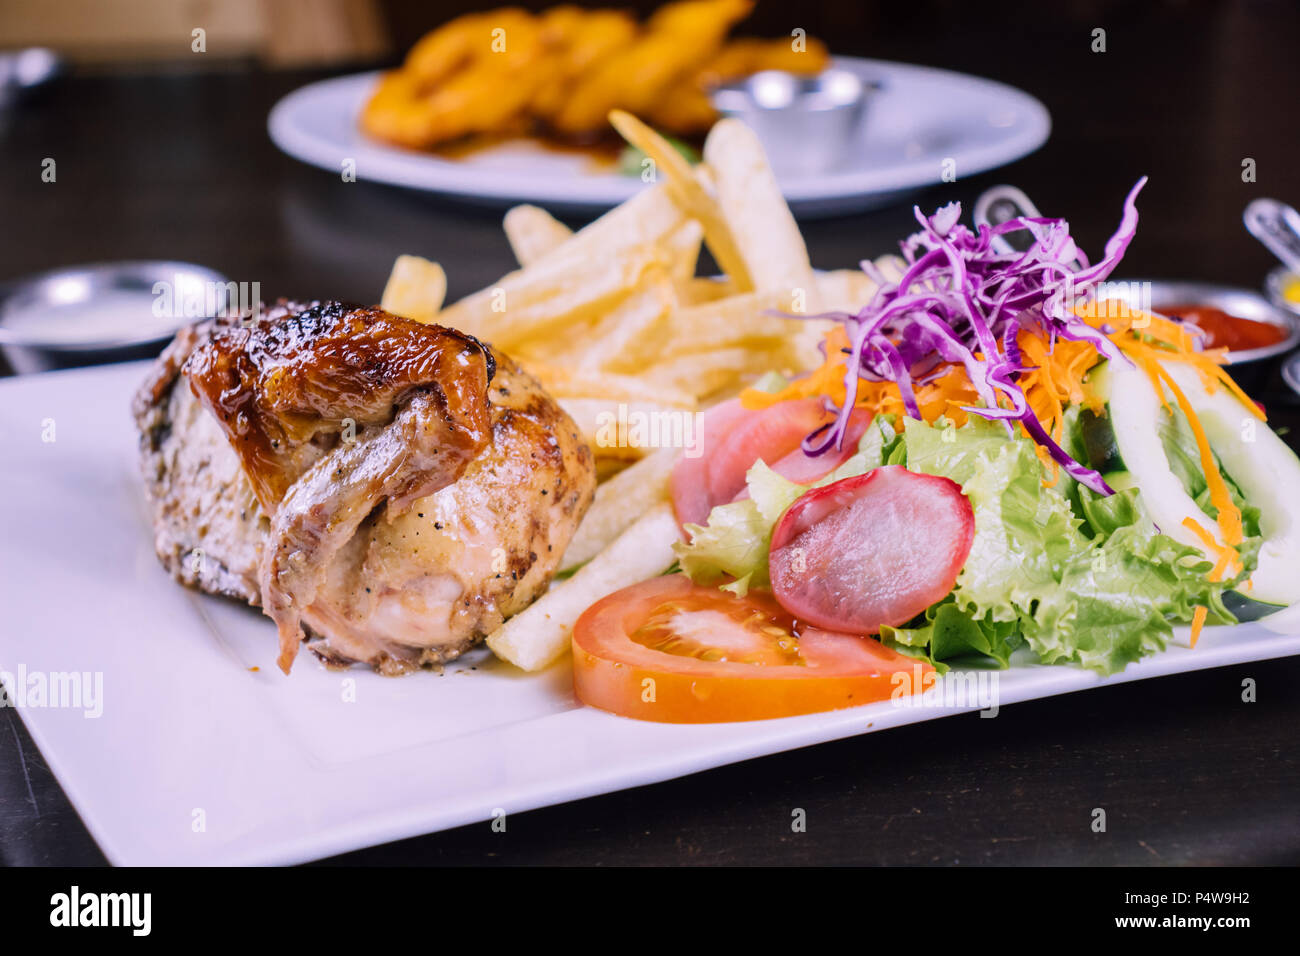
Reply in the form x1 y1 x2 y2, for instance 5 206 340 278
1160 304 1288 352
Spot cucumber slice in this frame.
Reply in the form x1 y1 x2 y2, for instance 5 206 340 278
1102 469 1136 492
1079 407 1125 475
1163 362 1300 606
1094 359 1300 606
1092 360 1209 550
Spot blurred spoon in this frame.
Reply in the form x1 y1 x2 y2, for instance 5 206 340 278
972 184 1042 254
1243 198 1300 275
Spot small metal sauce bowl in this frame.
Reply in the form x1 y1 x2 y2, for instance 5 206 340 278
1104 279 1298 391
0 261 230 375
1107 279 1299 364
709 68 877 177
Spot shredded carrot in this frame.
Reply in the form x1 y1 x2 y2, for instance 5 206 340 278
1181 517 1240 649
1151 365 1244 546
744 322 1107 456
1078 300 1264 421
1182 517 1242 579
741 324 852 411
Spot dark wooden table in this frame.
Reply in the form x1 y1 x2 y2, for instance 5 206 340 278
2 2 1298 866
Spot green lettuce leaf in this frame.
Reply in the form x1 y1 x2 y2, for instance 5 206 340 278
673 498 771 595
881 601 1023 672
1024 523 1232 672
903 416 1246 674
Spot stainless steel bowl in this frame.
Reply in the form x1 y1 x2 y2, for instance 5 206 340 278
1106 279 1300 365
709 68 877 177
0 261 230 375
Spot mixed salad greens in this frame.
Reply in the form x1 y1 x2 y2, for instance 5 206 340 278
676 410 1259 674
672 183 1298 675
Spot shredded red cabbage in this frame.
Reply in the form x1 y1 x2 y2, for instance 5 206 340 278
802 178 1147 496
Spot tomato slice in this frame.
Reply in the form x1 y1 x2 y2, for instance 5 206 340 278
671 397 872 527
769 466 974 633
572 574 930 723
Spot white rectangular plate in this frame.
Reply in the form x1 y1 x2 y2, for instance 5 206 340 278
2 362 1297 865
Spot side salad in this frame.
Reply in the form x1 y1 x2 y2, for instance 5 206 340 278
570 182 1300 722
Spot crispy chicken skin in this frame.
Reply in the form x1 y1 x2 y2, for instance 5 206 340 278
133 301 596 675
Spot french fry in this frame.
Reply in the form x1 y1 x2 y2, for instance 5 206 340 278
641 345 790 399
564 265 678 370
656 272 876 376
529 180 687 270
380 255 447 323
596 457 633 483
655 290 792 357
531 365 697 408
523 220 700 372
662 218 704 287
503 204 574 267
440 181 693 347
486 501 682 671
677 275 737 305
560 447 677 572
608 109 754 291
703 118 818 314
438 239 670 347
558 397 699 460
551 221 701 376
814 268 877 313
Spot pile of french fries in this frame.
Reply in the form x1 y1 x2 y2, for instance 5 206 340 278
380 113 876 671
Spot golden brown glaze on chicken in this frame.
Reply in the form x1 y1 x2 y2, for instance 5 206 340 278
182 301 495 510
134 301 595 675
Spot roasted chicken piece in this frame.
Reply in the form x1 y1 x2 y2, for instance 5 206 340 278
133 301 596 675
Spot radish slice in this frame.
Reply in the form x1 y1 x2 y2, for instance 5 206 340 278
704 398 831 506
769 466 974 632
672 398 872 528
768 409 874 486
669 399 752 528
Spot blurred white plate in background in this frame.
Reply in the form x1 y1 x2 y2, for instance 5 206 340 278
268 57 1051 218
